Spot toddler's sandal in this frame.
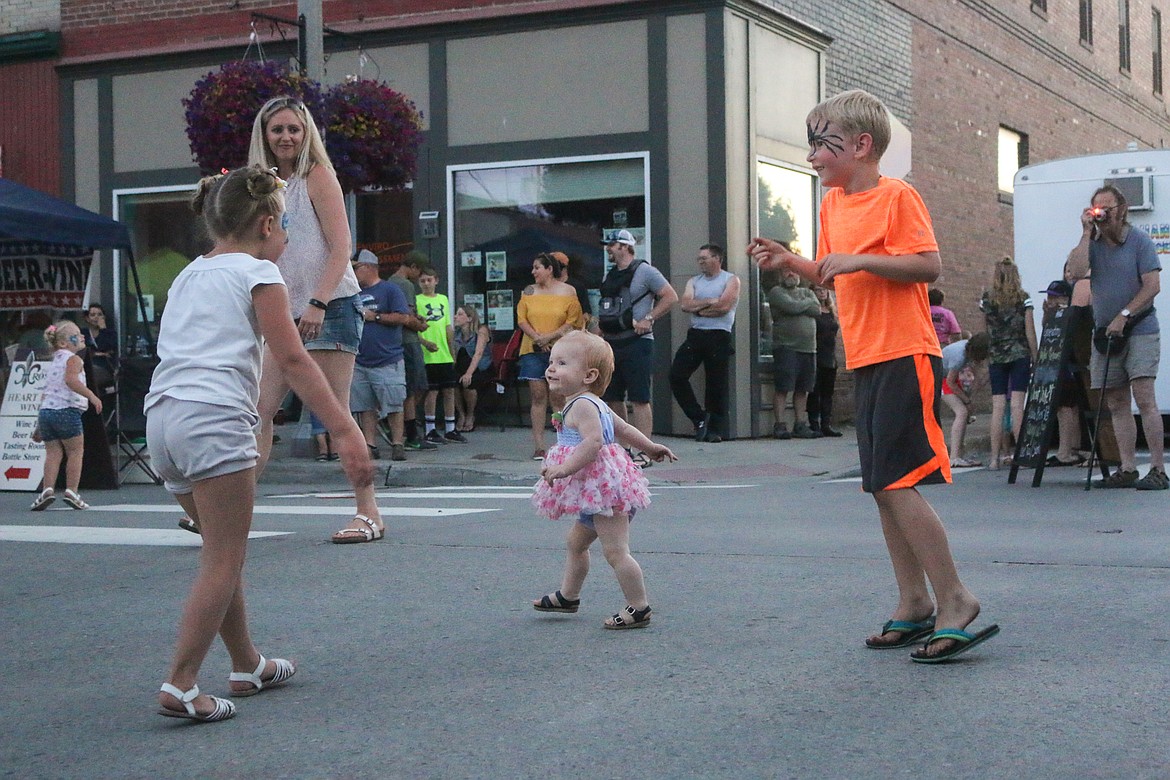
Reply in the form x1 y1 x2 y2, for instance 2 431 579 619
604 605 652 630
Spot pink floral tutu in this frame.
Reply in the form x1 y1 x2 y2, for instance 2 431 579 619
531 442 651 520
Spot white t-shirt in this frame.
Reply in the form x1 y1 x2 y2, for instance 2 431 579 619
144 253 285 416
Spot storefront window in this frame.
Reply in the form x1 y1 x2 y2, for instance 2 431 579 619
756 159 817 361
449 154 648 332
114 186 203 354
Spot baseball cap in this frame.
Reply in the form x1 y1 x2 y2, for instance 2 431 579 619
1041 279 1072 297
602 229 636 247
353 249 379 266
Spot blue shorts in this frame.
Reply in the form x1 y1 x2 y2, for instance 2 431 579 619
518 351 550 382
989 356 1031 396
302 294 362 354
577 507 636 530
601 337 654 404
38 407 83 441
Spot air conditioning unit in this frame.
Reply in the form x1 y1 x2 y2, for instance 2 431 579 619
1105 171 1153 211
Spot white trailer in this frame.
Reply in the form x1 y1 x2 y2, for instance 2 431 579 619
1013 150 1170 414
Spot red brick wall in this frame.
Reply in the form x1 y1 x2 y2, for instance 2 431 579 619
0 60 60 195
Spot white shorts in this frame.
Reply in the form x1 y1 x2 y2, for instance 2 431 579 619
146 396 259 495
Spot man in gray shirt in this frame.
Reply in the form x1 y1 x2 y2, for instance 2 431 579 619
598 230 678 466
1067 184 1166 489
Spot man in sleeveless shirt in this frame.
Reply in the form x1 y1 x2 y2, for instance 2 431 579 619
669 244 741 442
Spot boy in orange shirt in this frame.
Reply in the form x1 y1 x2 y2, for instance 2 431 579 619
749 89 998 663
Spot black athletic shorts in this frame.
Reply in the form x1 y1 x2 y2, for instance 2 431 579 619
854 354 951 493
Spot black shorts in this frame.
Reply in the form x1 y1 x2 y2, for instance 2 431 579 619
601 337 654 404
772 346 816 393
425 361 459 390
854 354 951 493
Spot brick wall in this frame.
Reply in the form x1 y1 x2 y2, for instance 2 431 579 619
0 0 60 34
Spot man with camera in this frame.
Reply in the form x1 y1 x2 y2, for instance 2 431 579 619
1066 184 1167 489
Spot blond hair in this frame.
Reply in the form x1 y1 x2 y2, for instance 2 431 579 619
558 330 614 395
44 320 81 349
989 256 1026 310
191 165 285 242
247 96 334 178
807 89 891 161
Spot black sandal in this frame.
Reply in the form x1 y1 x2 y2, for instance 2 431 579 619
604 605 652 629
533 590 580 613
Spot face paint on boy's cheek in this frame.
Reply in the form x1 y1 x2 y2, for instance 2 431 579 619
806 119 844 156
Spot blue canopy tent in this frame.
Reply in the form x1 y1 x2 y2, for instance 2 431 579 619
0 178 157 487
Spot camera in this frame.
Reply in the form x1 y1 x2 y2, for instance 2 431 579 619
1091 207 1109 222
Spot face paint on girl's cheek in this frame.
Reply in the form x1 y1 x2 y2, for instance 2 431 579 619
280 212 290 231
807 119 845 156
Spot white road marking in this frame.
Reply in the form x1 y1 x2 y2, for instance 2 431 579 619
84 504 496 517
0 526 289 546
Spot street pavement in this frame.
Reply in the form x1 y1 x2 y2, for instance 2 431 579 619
2 418 1168 779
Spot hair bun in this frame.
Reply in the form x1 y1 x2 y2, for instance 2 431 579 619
245 166 280 200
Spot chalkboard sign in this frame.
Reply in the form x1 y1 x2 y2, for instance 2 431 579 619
1010 307 1071 484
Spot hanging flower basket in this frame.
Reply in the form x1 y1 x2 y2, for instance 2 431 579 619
183 60 324 175
322 77 423 192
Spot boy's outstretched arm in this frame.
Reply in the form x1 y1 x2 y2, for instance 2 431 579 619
819 251 941 285
612 416 677 463
747 238 821 285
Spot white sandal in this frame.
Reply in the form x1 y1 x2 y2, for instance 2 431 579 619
158 683 236 722
229 654 296 697
62 489 89 509
330 514 384 544
30 488 55 511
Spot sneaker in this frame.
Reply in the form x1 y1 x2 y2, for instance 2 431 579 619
792 422 823 439
424 430 448 445
1097 469 1139 489
405 437 438 451
1134 468 1169 491
773 423 791 440
694 414 710 442
30 488 55 511
820 425 843 438
61 489 89 509
391 444 407 461
444 430 468 444
705 433 723 443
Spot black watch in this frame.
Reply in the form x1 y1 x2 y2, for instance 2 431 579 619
308 297 329 311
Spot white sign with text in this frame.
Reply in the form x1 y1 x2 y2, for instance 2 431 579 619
0 358 47 491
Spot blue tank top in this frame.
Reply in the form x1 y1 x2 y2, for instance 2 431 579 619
555 394 615 447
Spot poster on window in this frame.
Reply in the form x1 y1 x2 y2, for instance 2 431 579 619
460 251 483 268
485 251 507 282
463 293 485 323
486 289 514 331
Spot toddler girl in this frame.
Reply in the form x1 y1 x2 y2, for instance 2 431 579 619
531 331 675 629
150 166 372 722
31 320 102 511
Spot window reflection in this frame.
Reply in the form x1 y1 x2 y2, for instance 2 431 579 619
757 159 816 361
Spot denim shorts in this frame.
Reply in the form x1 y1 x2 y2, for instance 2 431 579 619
518 351 551 381
38 407 83 441
302 294 362 354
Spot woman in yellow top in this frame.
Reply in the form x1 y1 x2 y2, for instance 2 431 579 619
517 252 584 459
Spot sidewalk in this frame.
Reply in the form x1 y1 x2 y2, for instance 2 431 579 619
262 411 1005 489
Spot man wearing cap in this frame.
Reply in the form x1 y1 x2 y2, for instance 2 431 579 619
351 250 410 462
669 243 740 442
1066 184 1166 489
598 229 678 465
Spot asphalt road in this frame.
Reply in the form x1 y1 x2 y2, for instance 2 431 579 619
2 450 1168 779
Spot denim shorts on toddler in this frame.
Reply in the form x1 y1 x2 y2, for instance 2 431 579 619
38 407 83 441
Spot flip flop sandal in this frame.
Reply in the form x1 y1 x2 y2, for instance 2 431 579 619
533 590 580 613
604 605 652 629
177 516 201 535
865 617 936 649
158 683 236 723
331 514 385 544
910 624 1001 664
229 654 296 697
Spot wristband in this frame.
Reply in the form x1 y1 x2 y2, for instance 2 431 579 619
307 298 329 311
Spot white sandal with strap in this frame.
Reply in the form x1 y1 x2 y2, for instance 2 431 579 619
158 683 236 722
229 654 296 697
330 514 385 544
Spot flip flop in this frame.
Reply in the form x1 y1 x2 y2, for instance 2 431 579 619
865 617 936 649
910 624 1001 664
177 516 201 535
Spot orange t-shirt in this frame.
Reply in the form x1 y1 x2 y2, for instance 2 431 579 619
816 177 941 370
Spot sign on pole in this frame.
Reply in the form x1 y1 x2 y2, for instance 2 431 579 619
0 356 47 491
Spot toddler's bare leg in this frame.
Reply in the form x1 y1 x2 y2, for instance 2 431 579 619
593 512 648 609
558 521 596 600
